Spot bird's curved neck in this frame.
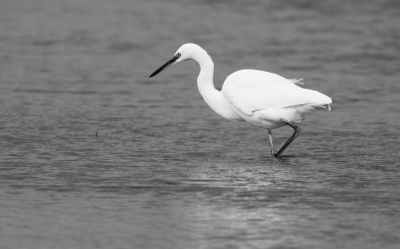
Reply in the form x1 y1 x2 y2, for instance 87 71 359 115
196 51 216 93
194 50 235 119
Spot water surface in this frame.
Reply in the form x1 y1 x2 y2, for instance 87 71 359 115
1 0 400 248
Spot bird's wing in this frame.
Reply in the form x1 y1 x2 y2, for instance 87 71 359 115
222 71 332 116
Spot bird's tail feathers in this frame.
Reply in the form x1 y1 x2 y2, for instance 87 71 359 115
312 103 331 111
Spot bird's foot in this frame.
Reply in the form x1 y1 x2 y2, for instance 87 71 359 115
289 78 304 85
273 153 281 158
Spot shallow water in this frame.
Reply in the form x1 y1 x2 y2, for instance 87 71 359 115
1 0 400 248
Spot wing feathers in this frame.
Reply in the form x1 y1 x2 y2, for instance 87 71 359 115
223 71 332 116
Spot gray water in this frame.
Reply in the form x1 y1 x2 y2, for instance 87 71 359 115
1 0 400 248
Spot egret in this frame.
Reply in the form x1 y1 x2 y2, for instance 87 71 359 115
149 43 332 157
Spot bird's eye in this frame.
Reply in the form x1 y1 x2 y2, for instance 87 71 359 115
176 52 181 57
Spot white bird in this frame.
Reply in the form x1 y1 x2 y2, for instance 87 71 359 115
150 43 332 157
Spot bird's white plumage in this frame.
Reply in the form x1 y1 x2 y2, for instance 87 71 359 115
221 69 332 127
149 43 332 157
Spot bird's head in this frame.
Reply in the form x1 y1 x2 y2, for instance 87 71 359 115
149 43 202 78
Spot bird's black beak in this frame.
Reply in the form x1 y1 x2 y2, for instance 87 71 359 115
149 53 181 78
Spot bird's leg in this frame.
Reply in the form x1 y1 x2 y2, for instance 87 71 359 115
267 129 275 156
274 119 301 158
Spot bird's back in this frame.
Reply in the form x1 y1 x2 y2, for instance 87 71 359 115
221 69 332 127
223 69 296 89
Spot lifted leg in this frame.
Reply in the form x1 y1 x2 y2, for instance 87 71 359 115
267 129 275 156
274 119 301 158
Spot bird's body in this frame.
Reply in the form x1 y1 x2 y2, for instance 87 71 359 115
221 69 331 127
150 43 332 157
